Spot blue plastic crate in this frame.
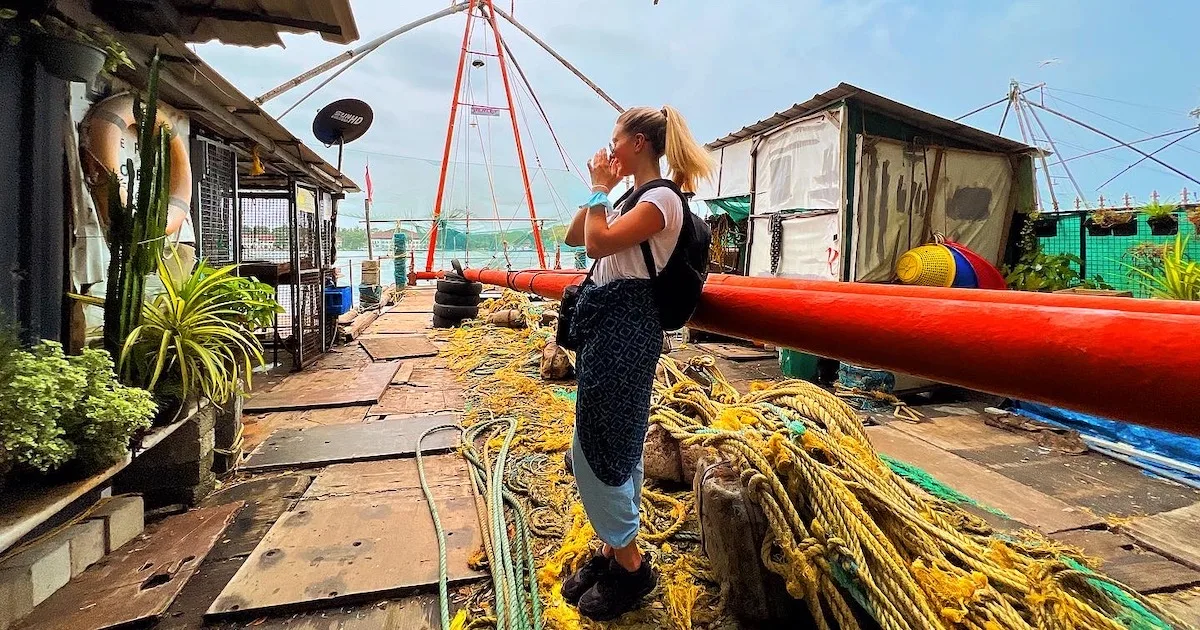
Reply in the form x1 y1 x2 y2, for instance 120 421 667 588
324 286 353 316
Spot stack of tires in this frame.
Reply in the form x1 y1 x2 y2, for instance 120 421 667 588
433 275 483 328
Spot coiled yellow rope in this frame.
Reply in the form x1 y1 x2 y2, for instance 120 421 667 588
651 356 1190 630
440 290 1187 630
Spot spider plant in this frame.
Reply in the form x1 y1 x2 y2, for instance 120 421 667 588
120 252 266 404
1123 232 1200 301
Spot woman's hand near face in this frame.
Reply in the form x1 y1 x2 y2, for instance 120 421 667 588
588 148 622 191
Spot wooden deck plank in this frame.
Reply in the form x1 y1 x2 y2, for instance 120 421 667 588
18 503 242 630
303 454 472 500
244 362 401 412
370 384 465 416
360 337 438 362
367 312 433 334
866 425 1102 534
242 406 373 453
1121 503 1200 572
1052 528 1200 593
957 443 1200 519
888 415 1031 452
206 459 484 619
242 415 460 471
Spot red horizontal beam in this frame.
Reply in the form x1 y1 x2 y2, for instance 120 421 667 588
462 267 1200 436
705 274 1200 318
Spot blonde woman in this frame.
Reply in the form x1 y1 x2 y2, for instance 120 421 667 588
561 105 714 621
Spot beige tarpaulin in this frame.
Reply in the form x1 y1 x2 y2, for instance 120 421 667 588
851 135 1013 282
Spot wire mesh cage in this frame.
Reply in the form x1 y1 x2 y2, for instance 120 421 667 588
193 136 239 265
296 185 321 270
1036 209 1200 297
238 186 332 370
240 191 291 264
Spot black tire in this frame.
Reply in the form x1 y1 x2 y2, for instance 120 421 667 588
434 291 480 307
433 303 479 320
432 314 462 329
437 279 482 296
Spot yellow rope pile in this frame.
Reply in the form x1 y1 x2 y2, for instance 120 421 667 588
440 289 1187 630
651 357 1189 630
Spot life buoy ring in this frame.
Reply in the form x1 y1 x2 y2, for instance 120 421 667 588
81 93 192 237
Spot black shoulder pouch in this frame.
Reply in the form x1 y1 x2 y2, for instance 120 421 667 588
555 275 589 351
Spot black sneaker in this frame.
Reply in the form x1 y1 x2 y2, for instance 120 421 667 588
578 554 658 621
561 552 609 605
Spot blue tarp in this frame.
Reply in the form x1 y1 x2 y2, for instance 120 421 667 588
1011 400 1200 482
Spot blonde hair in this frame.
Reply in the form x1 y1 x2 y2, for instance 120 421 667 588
617 105 715 193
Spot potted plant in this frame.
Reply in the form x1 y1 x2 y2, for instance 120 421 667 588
1030 212 1059 238
1088 209 1136 236
0 9 133 84
1189 209 1200 233
0 337 154 485
120 253 269 422
1144 202 1179 236
1124 232 1200 301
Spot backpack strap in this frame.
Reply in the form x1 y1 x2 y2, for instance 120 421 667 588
618 179 687 280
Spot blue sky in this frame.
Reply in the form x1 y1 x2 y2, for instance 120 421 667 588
197 0 1200 223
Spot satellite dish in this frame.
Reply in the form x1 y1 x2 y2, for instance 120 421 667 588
312 98 374 146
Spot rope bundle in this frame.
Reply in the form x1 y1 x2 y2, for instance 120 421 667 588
651 357 1189 630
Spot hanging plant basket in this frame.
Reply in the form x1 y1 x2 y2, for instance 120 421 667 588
1085 219 1112 237
1032 216 1059 238
1110 219 1138 237
1148 214 1179 236
35 32 106 83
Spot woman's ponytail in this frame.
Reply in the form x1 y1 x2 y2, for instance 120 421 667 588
661 105 715 193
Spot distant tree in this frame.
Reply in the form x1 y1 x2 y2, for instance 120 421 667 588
271 226 290 250
339 227 367 251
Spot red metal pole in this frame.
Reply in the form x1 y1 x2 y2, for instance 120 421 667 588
461 267 1200 435
426 6 476 273
483 0 546 269
468 268 1200 318
703 274 1200 318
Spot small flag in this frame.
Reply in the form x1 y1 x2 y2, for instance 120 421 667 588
365 161 374 202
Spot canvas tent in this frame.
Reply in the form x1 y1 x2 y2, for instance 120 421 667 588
694 83 1038 283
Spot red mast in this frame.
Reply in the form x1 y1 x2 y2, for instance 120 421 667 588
425 3 476 273
425 0 547 273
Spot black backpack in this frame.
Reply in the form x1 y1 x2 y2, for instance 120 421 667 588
613 178 711 331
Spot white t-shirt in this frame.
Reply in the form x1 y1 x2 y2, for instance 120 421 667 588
592 187 683 286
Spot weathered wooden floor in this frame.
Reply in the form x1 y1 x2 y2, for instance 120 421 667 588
37 284 1200 629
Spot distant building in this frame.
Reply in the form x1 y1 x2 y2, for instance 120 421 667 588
370 229 395 254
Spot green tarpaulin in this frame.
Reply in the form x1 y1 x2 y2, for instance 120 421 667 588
704 195 751 222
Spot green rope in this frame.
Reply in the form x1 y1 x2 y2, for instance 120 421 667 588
1061 557 1174 630
417 423 466 630
462 415 541 630
879 454 1010 518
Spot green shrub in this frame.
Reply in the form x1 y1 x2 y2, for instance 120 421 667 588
0 339 156 476
0 342 83 472
60 348 156 470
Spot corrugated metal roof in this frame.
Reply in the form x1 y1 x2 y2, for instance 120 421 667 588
115 33 359 192
708 83 1034 155
175 0 359 47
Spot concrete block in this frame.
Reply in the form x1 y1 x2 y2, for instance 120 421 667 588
87 495 144 553
63 520 106 577
0 537 70 629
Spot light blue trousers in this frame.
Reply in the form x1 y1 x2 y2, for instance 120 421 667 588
571 428 644 548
